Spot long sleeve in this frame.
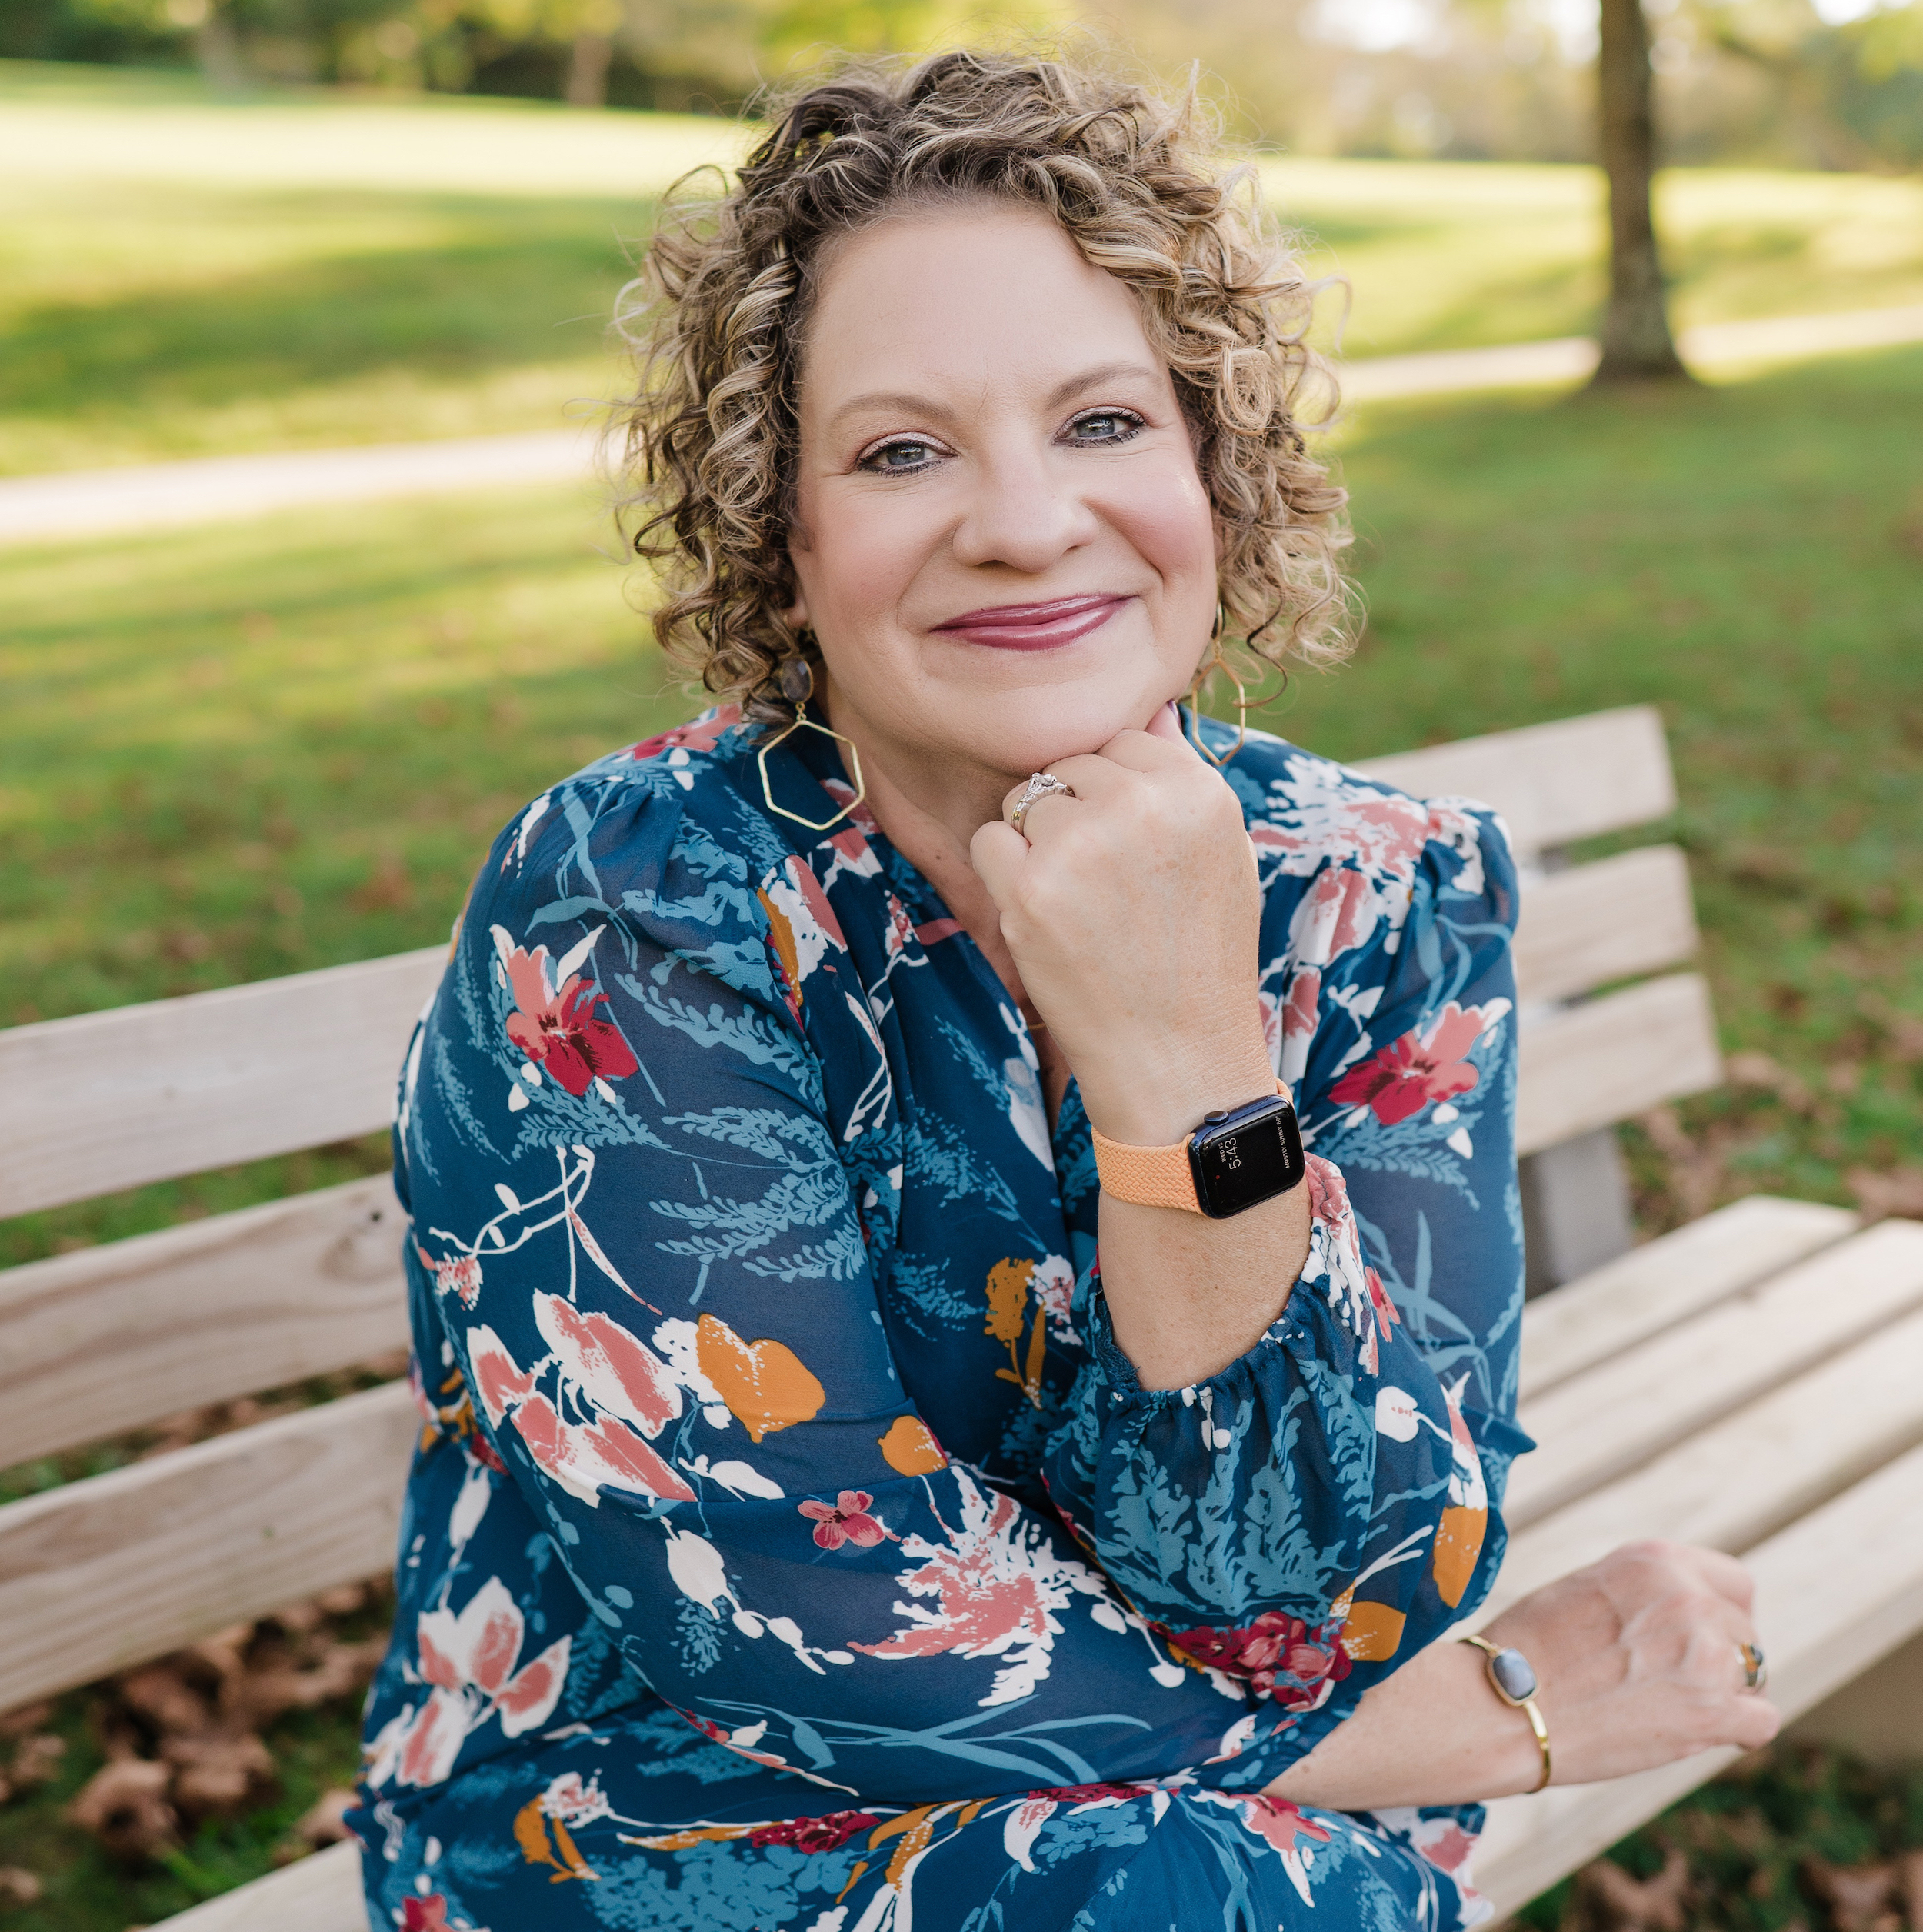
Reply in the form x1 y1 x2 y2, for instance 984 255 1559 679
1040 756 1526 1772
375 747 1318 1810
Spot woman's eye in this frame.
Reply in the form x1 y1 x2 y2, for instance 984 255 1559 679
1067 410 1143 445
860 439 939 473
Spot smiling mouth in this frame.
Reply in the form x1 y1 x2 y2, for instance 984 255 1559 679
930 594 1130 652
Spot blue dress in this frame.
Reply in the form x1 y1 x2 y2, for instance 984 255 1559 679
348 706 1528 1932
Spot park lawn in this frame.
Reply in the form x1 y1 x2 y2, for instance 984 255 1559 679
7 59 1923 471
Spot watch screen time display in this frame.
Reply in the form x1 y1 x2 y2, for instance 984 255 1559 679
1188 1100 1306 1218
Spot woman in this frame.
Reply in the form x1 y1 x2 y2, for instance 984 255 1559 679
351 52 1776 1932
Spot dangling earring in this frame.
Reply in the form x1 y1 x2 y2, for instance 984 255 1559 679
1185 602 1248 767
757 646 867 833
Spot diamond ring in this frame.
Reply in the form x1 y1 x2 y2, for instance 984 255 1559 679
1009 771 1075 839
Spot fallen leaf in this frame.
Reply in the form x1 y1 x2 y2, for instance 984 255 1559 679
67 1757 178 1860
7 1734 66 1787
0 1867 42 1904
1848 1168 1923 1223
1807 1860 1896 1932
1581 1848 1691 1932
163 1729 277 1822
118 1667 214 1739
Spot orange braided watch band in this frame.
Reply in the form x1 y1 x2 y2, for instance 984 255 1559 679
1090 1080 1292 1214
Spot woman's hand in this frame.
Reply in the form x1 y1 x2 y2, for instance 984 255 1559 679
1484 1539 1781 1785
968 705 1275 1148
970 704 1310 1390
1269 1541 1781 1813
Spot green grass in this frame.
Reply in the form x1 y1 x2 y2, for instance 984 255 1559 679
5 59 1923 471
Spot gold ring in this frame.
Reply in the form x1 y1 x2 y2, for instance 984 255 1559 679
1737 1641 1767 1692
1009 771 1074 839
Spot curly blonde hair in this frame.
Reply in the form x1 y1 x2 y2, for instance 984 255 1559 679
611 48 1351 717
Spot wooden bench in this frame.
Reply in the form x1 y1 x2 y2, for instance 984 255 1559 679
2 704 1915 1930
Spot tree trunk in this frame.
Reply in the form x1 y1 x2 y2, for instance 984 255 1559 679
565 32 613 108
195 6 247 89
1592 0 1688 383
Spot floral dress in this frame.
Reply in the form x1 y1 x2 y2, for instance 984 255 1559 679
348 707 1529 1932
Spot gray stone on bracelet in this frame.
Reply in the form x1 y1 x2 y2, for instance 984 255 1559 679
1491 1647 1539 1704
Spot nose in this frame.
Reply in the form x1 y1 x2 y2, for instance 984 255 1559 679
949 438 1099 575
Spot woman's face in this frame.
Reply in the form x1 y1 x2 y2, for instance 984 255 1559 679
787 202 1219 788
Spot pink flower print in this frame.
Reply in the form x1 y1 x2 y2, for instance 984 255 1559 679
1358 1266 1401 1377
416 1241 482 1308
402 1898 454 1932
799 1489 888 1551
371 1576 572 1791
629 708 738 761
1329 1001 1488 1126
464 1320 694 1507
532 1292 682 1438
499 942 638 1098
1243 1794 1334 1857
747 1808 882 1852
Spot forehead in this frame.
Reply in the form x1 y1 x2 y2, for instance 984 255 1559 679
798 202 1161 411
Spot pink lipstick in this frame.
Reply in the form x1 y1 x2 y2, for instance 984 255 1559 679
931 594 1128 652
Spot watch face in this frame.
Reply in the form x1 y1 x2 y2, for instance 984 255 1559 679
1188 1098 1306 1219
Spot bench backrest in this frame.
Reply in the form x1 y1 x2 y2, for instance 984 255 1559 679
0 704 1721 1710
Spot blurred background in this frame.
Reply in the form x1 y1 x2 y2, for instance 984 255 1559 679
1 2 1921 1926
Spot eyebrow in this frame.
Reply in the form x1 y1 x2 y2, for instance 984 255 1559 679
828 360 1165 432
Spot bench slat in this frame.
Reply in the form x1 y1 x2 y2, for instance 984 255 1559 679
1355 705 1675 859
1513 844 1698 1007
1515 972 1722 1157
0 947 444 1220
1507 1219 1923 1530
1519 1196 1858 1401
0 1176 410 1470
157 1841 365 1932
0 1381 417 1710
1493 1295 1923 1614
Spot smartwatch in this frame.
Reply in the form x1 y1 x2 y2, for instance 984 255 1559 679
1091 1081 1307 1219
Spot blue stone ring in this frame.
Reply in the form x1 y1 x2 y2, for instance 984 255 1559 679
1738 1641 1768 1692
1461 1633 1552 1792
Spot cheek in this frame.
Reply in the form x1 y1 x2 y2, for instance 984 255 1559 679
793 482 936 621
1106 457 1217 585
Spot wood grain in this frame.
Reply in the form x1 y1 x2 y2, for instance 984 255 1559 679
1492 1297 1923 1614
1515 973 1723 1157
156 1842 366 1932
1506 1219 1923 1530
1513 845 1698 1006
1518 1196 1858 1401
1355 705 1675 858
1476 1443 1923 1917
0 1177 411 1468
0 947 444 1220
0 1382 418 1710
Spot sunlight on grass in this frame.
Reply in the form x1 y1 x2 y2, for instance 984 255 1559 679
6 59 1923 470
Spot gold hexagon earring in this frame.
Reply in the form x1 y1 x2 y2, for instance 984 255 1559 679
1185 603 1248 768
757 650 867 833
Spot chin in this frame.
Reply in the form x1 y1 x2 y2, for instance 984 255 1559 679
952 684 1165 774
